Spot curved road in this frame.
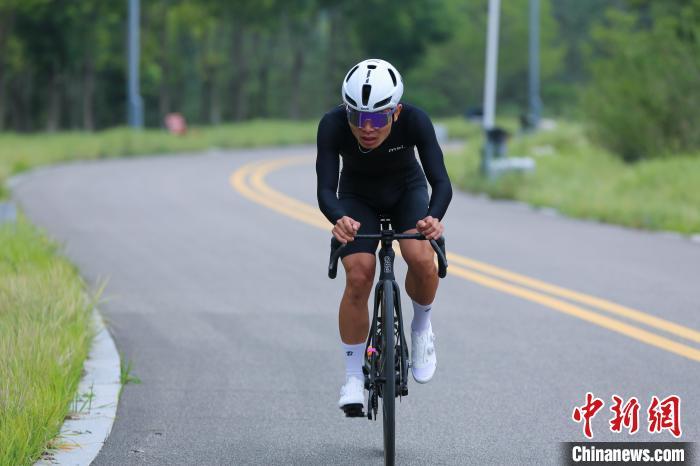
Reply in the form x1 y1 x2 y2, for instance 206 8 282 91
13 146 700 465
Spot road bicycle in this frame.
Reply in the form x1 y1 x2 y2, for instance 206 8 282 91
328 215 447 466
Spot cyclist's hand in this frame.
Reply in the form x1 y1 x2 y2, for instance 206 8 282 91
333 216 360 244
416 216 443 240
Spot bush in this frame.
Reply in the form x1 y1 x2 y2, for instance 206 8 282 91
581 3 700 161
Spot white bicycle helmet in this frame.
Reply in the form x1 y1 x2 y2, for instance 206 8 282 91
341 59 403 112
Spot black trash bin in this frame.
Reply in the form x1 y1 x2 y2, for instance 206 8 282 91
486 127 509 158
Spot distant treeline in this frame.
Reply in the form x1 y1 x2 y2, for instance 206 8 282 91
0 0 698 161
0 0 595 130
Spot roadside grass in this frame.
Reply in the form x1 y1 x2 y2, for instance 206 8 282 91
0 120 322 200
120 358 141 387
0 219 94 466
435 116 483 140
444 121 700 234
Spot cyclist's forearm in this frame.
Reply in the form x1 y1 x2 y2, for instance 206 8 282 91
317 189 346 224
426 180 453 220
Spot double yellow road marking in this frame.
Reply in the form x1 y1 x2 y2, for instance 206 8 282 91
230 156 700 362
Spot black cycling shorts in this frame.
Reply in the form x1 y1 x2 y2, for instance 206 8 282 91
338 177 429 258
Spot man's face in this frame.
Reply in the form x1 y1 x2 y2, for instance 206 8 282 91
348 104 403 150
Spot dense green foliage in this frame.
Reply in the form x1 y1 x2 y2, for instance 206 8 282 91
445 121 700 234
581 0 700 161
0 0 459 130
2 0 697 164
407 0 564 115
0 0 697 156
0 219 93 465
0 0 571 131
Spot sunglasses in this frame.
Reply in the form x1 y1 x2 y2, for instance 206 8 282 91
346 106 396 129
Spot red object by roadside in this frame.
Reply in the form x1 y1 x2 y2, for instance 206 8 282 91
165 113 187 135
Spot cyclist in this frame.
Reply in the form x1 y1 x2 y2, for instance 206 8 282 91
316 58 452 411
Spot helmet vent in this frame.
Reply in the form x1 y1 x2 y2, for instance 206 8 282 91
361 84 372 106
387 69 397 86
373 97 391 109
345 65 359 82
367 64 377 69
344 93 358 107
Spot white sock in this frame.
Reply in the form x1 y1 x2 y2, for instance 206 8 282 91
342 342 365 381
411 300 433 332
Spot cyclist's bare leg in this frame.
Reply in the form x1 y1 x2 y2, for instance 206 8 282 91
399 229 438 305
339 252 376 344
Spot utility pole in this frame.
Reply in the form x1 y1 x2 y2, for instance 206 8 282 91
480 0 535 177
482 0 500 134
128 0 144 128
481 0 501 176
528 0 542 129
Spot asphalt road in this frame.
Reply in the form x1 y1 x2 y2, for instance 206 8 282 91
13 146 700 465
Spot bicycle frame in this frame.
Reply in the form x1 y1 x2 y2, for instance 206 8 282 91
370 217 409 399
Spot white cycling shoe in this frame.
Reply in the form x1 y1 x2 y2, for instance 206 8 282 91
411 323 437 383
338 376 365 413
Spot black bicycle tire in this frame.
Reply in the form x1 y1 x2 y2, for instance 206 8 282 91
381 280 396 466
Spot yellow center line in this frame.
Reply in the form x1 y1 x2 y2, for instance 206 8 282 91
229 156 700 362
230 159 331 231
449 266 700 362
447 253 700 344
249 157 326 220
238 156 700 344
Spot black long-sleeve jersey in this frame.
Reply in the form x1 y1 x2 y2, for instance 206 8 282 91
315 103 452 224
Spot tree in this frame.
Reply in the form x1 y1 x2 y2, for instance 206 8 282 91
581 0 700 160
406 0 564 116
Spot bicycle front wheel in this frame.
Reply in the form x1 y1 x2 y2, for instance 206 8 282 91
380 280 395 465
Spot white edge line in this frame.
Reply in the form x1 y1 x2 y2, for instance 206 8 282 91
34 308 122 466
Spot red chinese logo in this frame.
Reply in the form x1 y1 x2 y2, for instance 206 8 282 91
648 395 681 438
572 393 682 439
609 395 640 434
572 392 605 439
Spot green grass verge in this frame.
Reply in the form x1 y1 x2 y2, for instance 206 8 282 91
444 120 700 234
0 120 320 200
435 116 483 140
0 218 94 466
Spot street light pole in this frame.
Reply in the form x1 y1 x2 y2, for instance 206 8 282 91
128 0 144 128
480 0 536 178
482 0 500 133
481 0 501 176
528 0 542 129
